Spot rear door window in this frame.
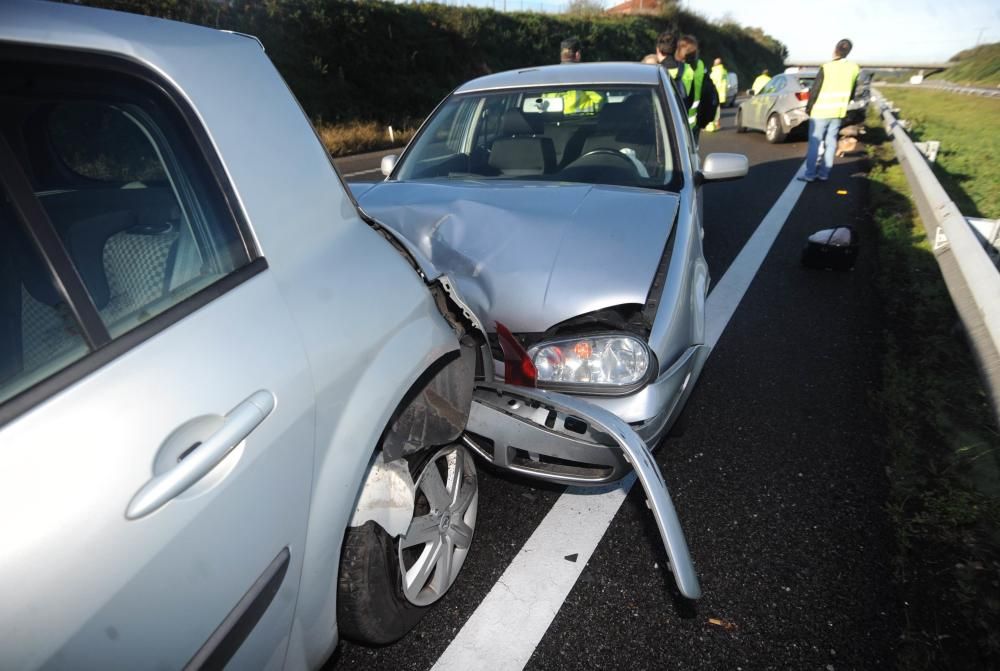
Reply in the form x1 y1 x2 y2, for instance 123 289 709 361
0 55 255 409
0 184 89 403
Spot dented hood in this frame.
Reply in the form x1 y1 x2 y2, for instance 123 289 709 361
355 180 679 333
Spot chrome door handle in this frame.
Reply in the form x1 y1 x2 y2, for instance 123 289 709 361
126 390 275 520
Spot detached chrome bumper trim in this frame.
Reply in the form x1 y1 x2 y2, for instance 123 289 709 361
468 382 701 599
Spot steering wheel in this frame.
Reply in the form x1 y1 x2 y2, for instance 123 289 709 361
579 148 637 166
577 148 646 178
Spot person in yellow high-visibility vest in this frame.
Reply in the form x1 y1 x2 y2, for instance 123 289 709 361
751 69 771 95
705 58 727 132
655 30 692 110
799 39 860 182
548 36 604 115
677 35 705 139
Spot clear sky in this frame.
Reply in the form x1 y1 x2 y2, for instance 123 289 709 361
449 0 999 64
680 0 999 63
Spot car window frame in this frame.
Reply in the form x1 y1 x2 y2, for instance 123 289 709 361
0 44 268 428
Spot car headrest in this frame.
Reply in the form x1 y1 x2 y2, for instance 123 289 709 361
598 95 651 132
489 137 556 176
499 109 536 137
64 210 138 310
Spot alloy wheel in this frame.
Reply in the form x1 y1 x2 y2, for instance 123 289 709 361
397 445 478 606
766 116 778 141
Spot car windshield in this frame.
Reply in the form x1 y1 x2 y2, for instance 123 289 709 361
394 86 675 189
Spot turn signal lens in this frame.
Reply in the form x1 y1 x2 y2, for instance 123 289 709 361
528 335 650 387
497 322 536 387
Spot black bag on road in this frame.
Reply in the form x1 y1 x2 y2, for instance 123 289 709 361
801 226 859 270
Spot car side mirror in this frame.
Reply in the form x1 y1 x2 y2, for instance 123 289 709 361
380 154 398 177
697 153 749 184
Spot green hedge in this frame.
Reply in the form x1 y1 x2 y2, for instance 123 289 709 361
73 0 787 124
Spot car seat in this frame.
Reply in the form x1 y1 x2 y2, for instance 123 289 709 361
489 110 556 177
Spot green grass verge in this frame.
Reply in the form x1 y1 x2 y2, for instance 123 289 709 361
865 105 1000 669
879 88 1000 220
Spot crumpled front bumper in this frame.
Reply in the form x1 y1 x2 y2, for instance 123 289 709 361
466 382 701 599
468 344 709 484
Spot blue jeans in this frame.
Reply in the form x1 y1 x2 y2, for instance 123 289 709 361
804 116 842 179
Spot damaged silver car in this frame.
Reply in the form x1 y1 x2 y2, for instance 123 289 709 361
0 4 700 669
354 63 748 485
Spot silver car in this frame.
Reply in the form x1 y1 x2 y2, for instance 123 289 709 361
736 68 870 142
355 63 748 486
736 69 817 142
1 3 701 668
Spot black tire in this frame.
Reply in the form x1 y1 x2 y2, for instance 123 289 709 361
337 446 477 645
337 520 422 645
735 109 746 133
765 114 786 143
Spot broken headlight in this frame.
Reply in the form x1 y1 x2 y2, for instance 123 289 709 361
526 334 653 393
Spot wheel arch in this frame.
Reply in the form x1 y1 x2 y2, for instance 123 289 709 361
285 310 469 668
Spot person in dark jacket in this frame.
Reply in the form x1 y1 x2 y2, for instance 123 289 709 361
655 30 692 110
560 36 582 64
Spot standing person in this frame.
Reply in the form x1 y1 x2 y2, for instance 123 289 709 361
655 30 691 110
560 36 582 64
751 68 771 94
706 58 728 131
799 39 860 182
551 36 602 113
677 35 705 135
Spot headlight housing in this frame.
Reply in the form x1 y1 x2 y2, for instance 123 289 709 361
526 334 654 394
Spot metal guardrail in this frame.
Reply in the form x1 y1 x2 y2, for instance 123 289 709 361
873 90 1000 421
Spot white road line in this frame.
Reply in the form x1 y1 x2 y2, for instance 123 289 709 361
341 167 382 177
431 161 808 671
704 162 807 349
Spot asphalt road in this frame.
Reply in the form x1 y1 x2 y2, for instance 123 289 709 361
328 106 895 670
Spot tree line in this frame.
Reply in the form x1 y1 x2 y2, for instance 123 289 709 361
71 0 788 125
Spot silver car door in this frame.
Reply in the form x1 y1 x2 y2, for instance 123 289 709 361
0 60 313 670
749 76 781 130
759 75 785 124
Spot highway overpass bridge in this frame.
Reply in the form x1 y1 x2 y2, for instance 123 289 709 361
785 61 950 75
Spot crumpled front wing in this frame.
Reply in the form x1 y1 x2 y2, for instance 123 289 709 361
467 382 701 600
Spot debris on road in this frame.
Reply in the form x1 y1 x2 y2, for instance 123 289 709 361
707 617 738 631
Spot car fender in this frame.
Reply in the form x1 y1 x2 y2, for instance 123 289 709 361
287 306 460 669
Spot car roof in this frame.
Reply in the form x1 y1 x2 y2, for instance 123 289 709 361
0 0 250 55
783 68 819 77
454 62 662 94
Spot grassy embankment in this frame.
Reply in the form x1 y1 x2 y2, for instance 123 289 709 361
316 122 416 158
865 91 1000 668
929 42 1000 88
